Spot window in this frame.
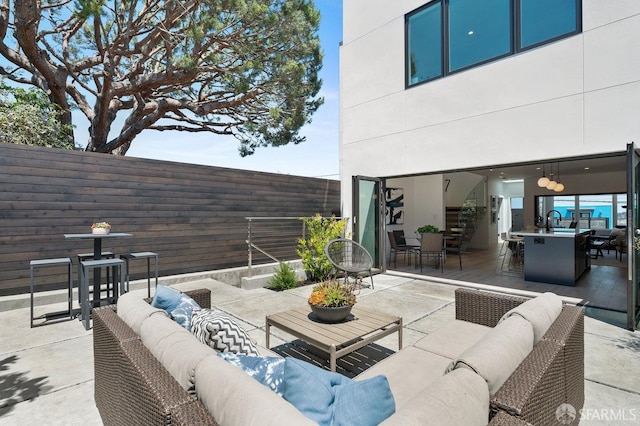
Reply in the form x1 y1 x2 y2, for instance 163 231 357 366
407 2 442 85
535 193 626 230
448 0 511 72
520 0 579 49
406 0 581 87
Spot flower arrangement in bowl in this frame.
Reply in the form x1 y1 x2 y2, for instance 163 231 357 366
91 222 111 235
308 279 358 323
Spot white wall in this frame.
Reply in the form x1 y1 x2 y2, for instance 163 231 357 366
340 0 639 245
386 175 445 238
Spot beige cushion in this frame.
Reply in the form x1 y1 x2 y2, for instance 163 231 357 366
195 354 315 425
499 292 562 343
355 346 451 409
116 290 167 334
413 320 492 359
380 368 489 426
139 314 215 392
446 315 533 396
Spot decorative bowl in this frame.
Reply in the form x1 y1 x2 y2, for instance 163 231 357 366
309 303 353 323
92 227 110 235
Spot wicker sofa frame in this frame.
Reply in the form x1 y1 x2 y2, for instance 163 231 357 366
93 287 583 426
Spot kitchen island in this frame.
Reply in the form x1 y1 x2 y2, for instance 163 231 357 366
514 228 590 286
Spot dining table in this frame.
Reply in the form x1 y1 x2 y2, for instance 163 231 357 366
64 232 133 307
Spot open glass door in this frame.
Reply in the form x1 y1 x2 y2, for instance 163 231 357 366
352 176 385 269
626 143 640 330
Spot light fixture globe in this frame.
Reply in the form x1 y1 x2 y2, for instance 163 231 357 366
537 176 550 187
546 180 557 190
554 183 565 192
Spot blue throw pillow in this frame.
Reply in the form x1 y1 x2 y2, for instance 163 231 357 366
282 358 395 426
217 353 286 396
170 294 201 331
151 285 183 312
333 375 396 426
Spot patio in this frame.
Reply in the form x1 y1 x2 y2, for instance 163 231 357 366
1 271 640 425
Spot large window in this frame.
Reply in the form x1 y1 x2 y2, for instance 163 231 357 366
448 0 511 72
520 0 579 49
406 0 582 87
536 193 626 230
407 3 442 85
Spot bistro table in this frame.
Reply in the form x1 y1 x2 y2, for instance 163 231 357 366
64 233 132 307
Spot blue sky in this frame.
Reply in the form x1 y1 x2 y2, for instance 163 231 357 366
105 0 342 179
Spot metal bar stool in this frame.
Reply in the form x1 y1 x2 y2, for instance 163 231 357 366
77 251 115 302
79 258 125 330
121 252 158 297
30 258 73 328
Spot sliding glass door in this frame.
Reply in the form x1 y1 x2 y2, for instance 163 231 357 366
352 176 384 269
626 143 640 330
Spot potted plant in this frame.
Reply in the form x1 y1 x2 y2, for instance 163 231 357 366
308 279 358 323
91 222 111 235
416 224 439 234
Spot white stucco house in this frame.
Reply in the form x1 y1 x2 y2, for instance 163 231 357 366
339 0 640 328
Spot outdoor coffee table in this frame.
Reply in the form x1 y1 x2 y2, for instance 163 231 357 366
266 306 402 372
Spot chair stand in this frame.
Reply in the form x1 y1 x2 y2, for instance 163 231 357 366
79 258 125 330
121 252 159 297
30 258 73 328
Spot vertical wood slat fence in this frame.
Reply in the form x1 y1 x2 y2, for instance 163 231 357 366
0 143 340 296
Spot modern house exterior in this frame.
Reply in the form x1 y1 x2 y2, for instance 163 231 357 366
339 1 640 328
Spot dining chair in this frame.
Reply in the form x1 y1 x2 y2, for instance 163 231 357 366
445 234 463 270
417 232 444 272
388 231 417 267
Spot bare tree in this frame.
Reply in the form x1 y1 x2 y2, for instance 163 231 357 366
0 0 323 155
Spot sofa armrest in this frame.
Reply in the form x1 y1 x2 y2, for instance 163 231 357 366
93 302 218 425
144 287 211 309
542 306 585 413
491 340 565 425
184 288 211 309
455 288 527 327
489 412 534 426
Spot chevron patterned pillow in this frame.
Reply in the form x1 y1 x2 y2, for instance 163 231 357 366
192 309 259 356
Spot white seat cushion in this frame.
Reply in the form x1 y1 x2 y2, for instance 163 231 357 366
355 346 451 410
499 292 562 343
196 354 315 426
139 313 215 393
413 319 492 359
116 290 167 334
380 368 489 426
446 315 534 396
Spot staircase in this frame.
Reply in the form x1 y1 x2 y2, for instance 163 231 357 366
445 180 487 250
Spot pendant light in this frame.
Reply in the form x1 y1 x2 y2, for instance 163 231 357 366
537 164 550 187
546 163 557 190
554 163 565 192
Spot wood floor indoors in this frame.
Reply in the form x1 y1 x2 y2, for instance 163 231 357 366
389 241 627 322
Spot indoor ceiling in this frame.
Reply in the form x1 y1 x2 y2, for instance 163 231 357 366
473 154 627 182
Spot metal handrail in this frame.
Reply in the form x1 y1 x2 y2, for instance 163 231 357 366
246 240 280 264
245 216 348 277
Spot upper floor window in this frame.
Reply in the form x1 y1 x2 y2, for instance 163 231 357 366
406 0 581 87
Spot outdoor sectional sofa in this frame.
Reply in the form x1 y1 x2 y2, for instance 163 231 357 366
93 287 584 426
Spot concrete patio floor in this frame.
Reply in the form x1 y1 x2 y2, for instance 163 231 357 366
1 272 639 425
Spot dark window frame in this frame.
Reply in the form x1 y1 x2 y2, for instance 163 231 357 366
405 0 582 88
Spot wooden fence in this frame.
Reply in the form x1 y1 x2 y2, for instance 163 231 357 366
0 143 340 296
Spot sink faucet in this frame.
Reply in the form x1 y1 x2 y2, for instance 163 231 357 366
546 210 562 231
